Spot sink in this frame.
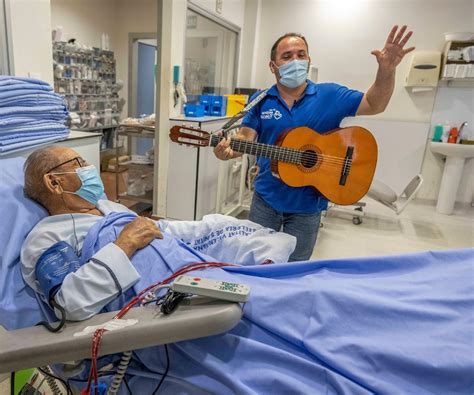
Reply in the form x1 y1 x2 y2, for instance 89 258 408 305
430 142 474 159
430 142 474 214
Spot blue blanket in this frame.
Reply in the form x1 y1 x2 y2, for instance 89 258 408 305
73 212 474 395
0 118 66 131
0 134 69 154
0 76 51 87
0 91 64 107
0 123 68 138
0 105 67 120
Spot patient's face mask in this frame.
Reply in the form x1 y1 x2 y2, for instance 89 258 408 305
50 165 104 206
274 59 309 88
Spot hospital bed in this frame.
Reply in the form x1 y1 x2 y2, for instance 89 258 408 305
1 155 473 395
0 299 242 374
0 156 242 376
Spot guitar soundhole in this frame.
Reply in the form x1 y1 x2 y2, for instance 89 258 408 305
300 150 318 168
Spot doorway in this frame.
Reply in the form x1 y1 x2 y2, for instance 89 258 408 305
129 33 157 155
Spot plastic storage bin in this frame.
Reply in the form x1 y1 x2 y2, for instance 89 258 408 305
210 95 227 116
184 103 205 117
199 95 213 115
225 94 248 116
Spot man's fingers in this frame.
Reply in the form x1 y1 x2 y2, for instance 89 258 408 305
393 25 407 45
399 30 413 48
224 148 233 158
403 46 416 55
385 25 398 45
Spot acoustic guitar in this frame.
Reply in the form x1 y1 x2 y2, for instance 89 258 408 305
169 125 378 205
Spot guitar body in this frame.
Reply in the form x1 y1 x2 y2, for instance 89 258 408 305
271 126 378 205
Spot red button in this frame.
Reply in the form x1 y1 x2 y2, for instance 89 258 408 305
193 277 201 281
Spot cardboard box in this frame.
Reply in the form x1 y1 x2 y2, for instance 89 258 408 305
101 170 128 201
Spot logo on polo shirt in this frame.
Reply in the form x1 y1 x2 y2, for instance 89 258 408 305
261 108 282 120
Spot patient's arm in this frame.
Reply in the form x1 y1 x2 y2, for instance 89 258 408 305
55 217 163 320
53 242 141 320
21 216 162 321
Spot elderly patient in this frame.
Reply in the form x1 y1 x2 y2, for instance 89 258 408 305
19 147 473 395
20 146 166 320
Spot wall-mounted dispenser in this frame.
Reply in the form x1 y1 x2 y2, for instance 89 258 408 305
405 51 442 89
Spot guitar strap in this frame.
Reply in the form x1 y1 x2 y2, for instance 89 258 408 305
220 89 268 138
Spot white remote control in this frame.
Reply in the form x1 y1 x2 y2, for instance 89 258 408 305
172 275 250 302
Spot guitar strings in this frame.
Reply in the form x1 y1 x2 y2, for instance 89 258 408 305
210 135 352 168
210 135 351 164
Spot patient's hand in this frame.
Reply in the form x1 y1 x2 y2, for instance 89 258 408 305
114 217 163 257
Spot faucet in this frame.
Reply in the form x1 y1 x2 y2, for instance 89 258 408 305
457 121 468 143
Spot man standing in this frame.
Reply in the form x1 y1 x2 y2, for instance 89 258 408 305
214 25 414 261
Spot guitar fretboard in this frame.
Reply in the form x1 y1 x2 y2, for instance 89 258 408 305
209 134 312 165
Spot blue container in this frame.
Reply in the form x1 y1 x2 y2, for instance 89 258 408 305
210 95 227 116
199 95 213 115
184 104 205 117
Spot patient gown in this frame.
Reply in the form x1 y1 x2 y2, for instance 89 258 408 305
71 212 473 395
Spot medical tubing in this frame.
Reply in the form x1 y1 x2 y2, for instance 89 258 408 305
84 262 238 394
39 366 62 395
106 285 169 394
38 298 67 333
152 344 170 395
107 350 133 395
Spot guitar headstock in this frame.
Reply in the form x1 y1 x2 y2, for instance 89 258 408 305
169 125 211 147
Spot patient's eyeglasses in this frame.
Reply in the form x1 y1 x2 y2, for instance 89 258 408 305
46 157 87 174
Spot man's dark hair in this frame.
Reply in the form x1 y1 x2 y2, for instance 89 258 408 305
270 33 309 61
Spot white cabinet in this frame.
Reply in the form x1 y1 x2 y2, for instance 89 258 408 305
167 116 229 220
3 131 101 168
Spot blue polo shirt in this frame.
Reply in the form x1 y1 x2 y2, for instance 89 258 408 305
241 80 363 214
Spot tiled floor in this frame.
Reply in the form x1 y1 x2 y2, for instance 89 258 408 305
235 197 473 259
313 199 474 260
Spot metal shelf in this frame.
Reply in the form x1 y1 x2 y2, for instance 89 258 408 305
72 125 118 132
55 77 115 83
118 129 155 138
63 93 118 97
121 161 154 168
118 190 153 204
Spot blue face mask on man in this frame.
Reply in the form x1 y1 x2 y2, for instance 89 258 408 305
51 165 104 205
275 59 309 89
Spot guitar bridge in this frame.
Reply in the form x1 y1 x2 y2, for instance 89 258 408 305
339 146 354 186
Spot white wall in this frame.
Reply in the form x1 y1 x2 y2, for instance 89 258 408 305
115 0 157 117
50 0 117 49
192 0 245 28
243 0 473 204
7 0 54 84
238 0 261 87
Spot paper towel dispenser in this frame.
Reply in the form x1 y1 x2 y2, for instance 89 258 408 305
405 51 441 88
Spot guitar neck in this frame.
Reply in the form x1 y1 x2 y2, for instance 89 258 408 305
209 134 301 164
